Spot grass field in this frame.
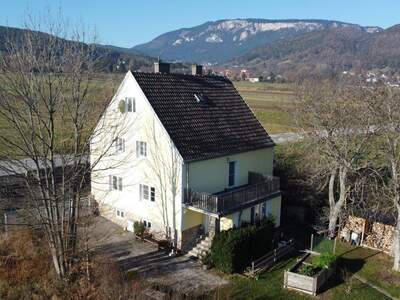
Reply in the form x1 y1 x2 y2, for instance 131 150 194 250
219 242 399 300
233 81 297 134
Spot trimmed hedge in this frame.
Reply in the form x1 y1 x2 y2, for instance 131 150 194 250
210 217 275 273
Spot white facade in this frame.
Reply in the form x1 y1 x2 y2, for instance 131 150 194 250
90 71 184 243
91 71 281 249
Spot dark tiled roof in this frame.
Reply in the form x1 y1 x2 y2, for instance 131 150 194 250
133 72 274 161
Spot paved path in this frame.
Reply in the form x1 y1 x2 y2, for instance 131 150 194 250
353 274 399 300
270 132 302 144
89 217 227 297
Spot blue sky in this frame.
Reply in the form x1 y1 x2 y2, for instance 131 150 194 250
0 0 398 48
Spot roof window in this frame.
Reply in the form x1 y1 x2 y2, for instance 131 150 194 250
194 93 205 103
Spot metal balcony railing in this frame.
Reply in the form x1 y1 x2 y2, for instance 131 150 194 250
184 173 280 215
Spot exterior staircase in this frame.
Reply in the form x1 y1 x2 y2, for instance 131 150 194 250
186 235 213 259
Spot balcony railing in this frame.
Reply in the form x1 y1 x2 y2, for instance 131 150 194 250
184 174 280 215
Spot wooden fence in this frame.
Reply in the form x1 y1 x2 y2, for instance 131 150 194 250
245 239 294 277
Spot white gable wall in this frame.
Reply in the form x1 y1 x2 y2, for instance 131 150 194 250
90 72 184 242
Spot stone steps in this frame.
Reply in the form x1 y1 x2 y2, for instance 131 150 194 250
186 235 213 259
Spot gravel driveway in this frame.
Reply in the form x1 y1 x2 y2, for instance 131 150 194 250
88 217 228 297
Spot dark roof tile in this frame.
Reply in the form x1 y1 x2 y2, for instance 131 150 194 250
133 72 274 161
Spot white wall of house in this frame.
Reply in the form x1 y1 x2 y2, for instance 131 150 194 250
186 147 274 194
90 72 184 242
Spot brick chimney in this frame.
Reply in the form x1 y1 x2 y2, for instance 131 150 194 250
154 60 170 74
191 64 203 76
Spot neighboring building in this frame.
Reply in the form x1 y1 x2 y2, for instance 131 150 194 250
340 213 395 255
248 77 260 83
90 63 281 251
240 69 248 81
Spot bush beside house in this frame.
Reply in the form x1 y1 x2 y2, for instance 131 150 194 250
210 218 275 273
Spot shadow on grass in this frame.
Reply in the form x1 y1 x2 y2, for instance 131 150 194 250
318 256 366 294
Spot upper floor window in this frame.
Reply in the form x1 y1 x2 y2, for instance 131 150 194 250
140 184 149 200
136 141 147 158
109 175 122 191
115 137 125 154
140 184 155 202
125 97 135 113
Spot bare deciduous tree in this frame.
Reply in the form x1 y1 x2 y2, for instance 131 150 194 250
0 15 125 279
364 85 400 272
294 80 373 238
145 117 182 249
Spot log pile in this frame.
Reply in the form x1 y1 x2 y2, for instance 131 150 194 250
342 216 365 234
363 221 395 254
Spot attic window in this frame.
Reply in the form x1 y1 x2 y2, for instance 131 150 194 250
194 93 205 103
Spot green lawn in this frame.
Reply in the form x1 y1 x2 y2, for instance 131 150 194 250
219 252 393 300
334 242 400 299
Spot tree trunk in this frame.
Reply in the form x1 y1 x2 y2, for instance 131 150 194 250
391 159 400 272
328 167 347 239
394 212 400 272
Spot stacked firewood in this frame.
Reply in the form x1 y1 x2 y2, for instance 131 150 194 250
363 221 395 254
342 216 365 233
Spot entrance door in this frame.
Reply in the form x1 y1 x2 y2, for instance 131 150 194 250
127 219 134 232
266 200 273 217
250 207 255 224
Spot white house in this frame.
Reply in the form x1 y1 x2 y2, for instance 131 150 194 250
90 63 281 251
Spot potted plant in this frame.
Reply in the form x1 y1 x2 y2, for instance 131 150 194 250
200 253 213 270
133 221 146 240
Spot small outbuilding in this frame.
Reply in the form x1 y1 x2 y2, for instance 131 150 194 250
340 212 395 255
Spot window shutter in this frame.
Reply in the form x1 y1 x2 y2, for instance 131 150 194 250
139 184 143 200
118 177 122 191
132 98 136 112
136 141 139 158
109 175 112 191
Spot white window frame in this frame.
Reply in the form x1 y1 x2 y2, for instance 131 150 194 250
109 175 123 191
116 209 125 218
136 141 147 158
115 137 125 154
142 219 151 228
140 184 149 200
125 97 136 113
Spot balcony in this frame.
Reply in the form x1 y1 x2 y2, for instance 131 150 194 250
184 172 280 216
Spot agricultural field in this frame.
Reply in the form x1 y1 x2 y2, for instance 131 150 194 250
233 81 297 134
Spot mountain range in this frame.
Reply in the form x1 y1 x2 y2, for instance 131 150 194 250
132 19 382 64
0 25 156 73
227 24 400 79
2 18 400 80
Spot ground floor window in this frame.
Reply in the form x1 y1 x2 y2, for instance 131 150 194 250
142 219 152 228
116 209 124 218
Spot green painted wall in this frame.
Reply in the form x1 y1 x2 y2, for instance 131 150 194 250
187 147 274 194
